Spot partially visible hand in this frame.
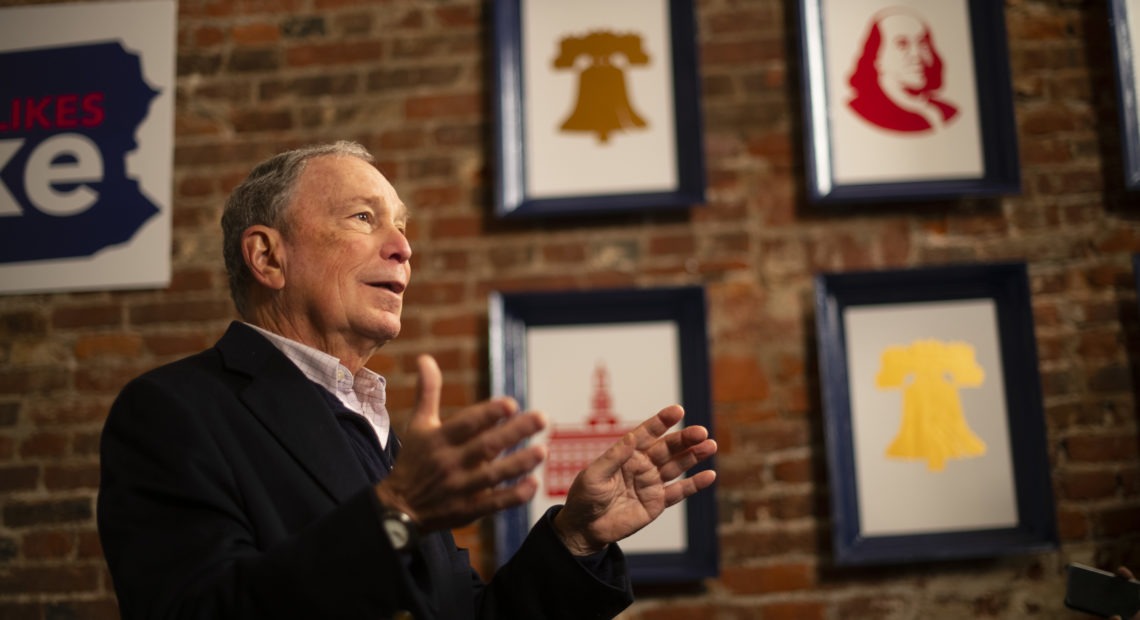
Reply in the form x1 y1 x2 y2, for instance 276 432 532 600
552 404 717 556
376 355 547 532
1109 566 1139 620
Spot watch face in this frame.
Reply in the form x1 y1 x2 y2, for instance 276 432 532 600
384 519 410 548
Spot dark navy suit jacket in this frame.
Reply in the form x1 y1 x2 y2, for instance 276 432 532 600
97 322 633 619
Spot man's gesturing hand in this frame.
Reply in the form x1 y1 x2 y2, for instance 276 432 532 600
552 404 717 556
376 355 547 532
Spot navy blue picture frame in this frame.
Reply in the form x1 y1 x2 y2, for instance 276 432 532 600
814 262 1057 566
489 286 718 583
797 0 1021 203
1110 0 1140 190
491 0 706 218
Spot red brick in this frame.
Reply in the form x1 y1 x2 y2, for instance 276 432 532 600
192 25 226 47
0 602 39 620
433 5 479 28
713 356 770 402
639 603 718 620
168 269 218 292
772 456 813 483
719 527 818 561
1066 435 1139 462
0 368 67 396
0 566 98 595
44 463 101 491
0 465 38 493
19 432 70 459
179 1 236 19
430 214 483 238
743 493 816 521
232 108 294 133
232 22 280 45
129 299 235 325
77 529 103 559
649 233 697 257
1061 470 1119 500
0 311 47 338
837 594 911 619
73 432 102 458
74 333 144 361
403 93 482 119
702 39 781 65
1021 104 1088 135
74 363 153 393
3 498 92 527
410 184 464 209
314 0 376 9
22 530 73 559
761 601 826 620
721 562 815 594
1056 506 1090 541
404 281 465 306
1098 505 1140 537
285 40 384 67
731 420 810 454
50 303 122 328
430 314 479 338
143 331 220 357
41 599 120 620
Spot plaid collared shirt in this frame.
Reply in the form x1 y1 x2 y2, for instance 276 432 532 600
246 323 391 448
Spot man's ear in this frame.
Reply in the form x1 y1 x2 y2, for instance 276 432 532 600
241 225 286 291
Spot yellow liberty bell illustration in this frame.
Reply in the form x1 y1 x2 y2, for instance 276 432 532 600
553 30 650 143
875 339 988 472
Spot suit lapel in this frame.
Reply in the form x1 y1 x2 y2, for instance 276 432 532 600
216 322 370 504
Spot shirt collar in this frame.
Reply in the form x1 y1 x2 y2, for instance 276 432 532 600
243 323 387 397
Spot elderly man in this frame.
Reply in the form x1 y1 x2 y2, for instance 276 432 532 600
97 141 717 619
846 8 959 133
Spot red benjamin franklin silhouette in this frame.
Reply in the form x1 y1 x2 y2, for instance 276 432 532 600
846 7 959 133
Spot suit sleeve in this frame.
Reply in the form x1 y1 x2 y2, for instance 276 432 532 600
478 507 634 619
97 375 428 619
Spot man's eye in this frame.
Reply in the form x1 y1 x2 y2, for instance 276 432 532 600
354 213 373 223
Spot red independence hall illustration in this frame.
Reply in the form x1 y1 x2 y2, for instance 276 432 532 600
545 363 634 497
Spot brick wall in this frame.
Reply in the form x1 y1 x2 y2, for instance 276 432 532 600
1 0 1138 618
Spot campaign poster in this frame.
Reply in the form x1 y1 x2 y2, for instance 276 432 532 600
0 0 175 294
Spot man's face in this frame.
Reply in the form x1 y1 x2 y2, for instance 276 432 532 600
277 155 411 352
876 14 932 90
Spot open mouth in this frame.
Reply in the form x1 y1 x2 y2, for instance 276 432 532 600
368 281 405 294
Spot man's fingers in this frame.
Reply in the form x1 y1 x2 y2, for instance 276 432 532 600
438 397 520 444
628 405 685 449
457 410 546 465
589 405 690 479
461 444 547 491
472 476 541 517
662 469 717 508
645 425 710 468
410 354 442 430
657 438 718 482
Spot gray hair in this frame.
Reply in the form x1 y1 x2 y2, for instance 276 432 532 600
221 140 374 318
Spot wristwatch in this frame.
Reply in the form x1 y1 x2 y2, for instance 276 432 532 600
381 508 418 551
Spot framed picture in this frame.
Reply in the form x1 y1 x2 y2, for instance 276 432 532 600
797 0 1021 203
814 262 1057 566
1110 0 1140 189
489 286 717 583
491 0 706 218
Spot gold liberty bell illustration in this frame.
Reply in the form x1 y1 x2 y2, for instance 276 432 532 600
554 30 650 143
